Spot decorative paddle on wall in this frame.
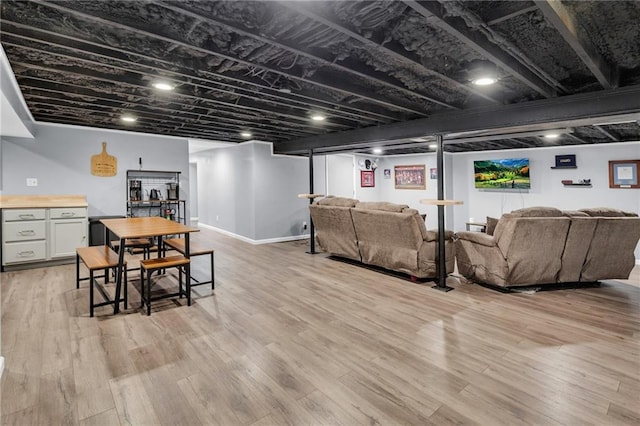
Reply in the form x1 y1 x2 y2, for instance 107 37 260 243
91 141 117 177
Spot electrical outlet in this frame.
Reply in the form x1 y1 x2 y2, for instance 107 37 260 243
26 178 38 187
303 221 307 230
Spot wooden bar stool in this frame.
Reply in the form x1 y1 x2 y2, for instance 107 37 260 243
163 238 215 290
139 255 191 316
112 238 153 261
76 246 128 317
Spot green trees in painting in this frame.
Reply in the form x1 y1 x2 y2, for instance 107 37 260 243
474 158 530 189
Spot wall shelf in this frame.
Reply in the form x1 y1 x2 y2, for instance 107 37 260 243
551 166 577 169
563 183 592 187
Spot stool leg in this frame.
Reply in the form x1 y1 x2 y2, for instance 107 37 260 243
140 267 145 309
104 267 110 284
179 266 183 299
76 253 80 289
124 265 128 310
186 263 191 307
211 252 216 290
90 270 94 318
146 270 152 316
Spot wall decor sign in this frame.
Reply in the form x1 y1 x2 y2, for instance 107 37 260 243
361 170 375 187
555 154 576 168
91 141 117 177
609 159 640 188
394 164 426 190
430 168 438 179
383 169 391 179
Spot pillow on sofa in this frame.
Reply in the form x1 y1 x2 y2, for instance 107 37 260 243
316 197 358 207
578 207 638 217
355 201 408 212
510 206 563 217
486 216 499 235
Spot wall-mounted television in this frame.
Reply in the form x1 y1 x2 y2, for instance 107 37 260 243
474 158 530 189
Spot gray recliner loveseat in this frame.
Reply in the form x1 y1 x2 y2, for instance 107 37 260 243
309 197 455 279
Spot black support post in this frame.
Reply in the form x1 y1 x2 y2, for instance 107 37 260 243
307 149 317 254
433 135 453 292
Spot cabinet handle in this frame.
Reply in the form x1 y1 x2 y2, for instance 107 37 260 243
18 250 35 257
60 212 76 217
18 214 35 219
18 230 36 236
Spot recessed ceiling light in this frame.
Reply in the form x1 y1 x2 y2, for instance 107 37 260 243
544 133 560 139
152 81 174 91
429 144 437 149
472 77 497 86
372 148 383 154
240 131 252 138
121 115 137 123
311 114 326 121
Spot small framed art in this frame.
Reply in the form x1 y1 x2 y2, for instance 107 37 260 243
361 170 375 187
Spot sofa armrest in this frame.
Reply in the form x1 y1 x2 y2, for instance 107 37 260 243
454 231 496 247
424 229 454 241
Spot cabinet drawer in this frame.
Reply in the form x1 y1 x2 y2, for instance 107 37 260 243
3 221 46 242
3 209 46 221
3 240 47 264
50 208 87 219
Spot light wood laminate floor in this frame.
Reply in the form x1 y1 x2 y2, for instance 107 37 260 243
2 228 639 425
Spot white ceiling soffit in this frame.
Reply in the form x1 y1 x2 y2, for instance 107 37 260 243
188 138 236 154
0 92 33 138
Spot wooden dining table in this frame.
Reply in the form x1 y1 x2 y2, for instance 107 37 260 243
100 217 199 314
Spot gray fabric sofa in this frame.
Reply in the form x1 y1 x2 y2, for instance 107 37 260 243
309 197 455 279
455 206 640 288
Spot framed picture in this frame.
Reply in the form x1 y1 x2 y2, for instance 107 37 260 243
383 169 391 179
361 170 375 187
430 168 438 179
394 164 426 190
609 159 640 188
554 154 576 168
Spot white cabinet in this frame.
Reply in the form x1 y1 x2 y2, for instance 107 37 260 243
49 207 88 258
2 204 88 269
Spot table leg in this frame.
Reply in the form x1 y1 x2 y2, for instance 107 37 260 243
113 237 126 314
185 233 191 306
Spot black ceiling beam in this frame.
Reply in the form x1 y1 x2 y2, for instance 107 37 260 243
156 0 458 111
35 1 427 116
24 98 307 140
402 1 557 98
486 5 538 26
274 85 640 154
0 21 402 124
535 0 618 89
33 113 246 142
9 59 354 131
592 125 618 142
277 0 500 104
21 87 314 137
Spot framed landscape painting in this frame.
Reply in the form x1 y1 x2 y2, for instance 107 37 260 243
394 165 426 190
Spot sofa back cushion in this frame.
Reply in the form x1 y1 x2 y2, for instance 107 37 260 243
495 217 571 285
559 217 598 282
578 207 638 217
351 207 425 274
355 201 408 212
316 196 358 208
309 204 360 261
509 206 564 217
581 217 640 281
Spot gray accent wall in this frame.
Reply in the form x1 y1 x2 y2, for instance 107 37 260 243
192 142 309 241
1 123 190 218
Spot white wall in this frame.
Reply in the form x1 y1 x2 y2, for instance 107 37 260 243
1 123 190 218
191 142 309 242
327 154 355 198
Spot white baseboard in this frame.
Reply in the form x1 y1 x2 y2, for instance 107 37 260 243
0 356 4 378
199 223 310 245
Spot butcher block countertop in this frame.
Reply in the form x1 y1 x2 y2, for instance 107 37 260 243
0 195 88 209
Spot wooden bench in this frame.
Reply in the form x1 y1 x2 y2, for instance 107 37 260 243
76 246 128 317
163 238 215 290
139 255 191 316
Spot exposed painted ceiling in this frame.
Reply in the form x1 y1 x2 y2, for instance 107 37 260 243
1 0 640 153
